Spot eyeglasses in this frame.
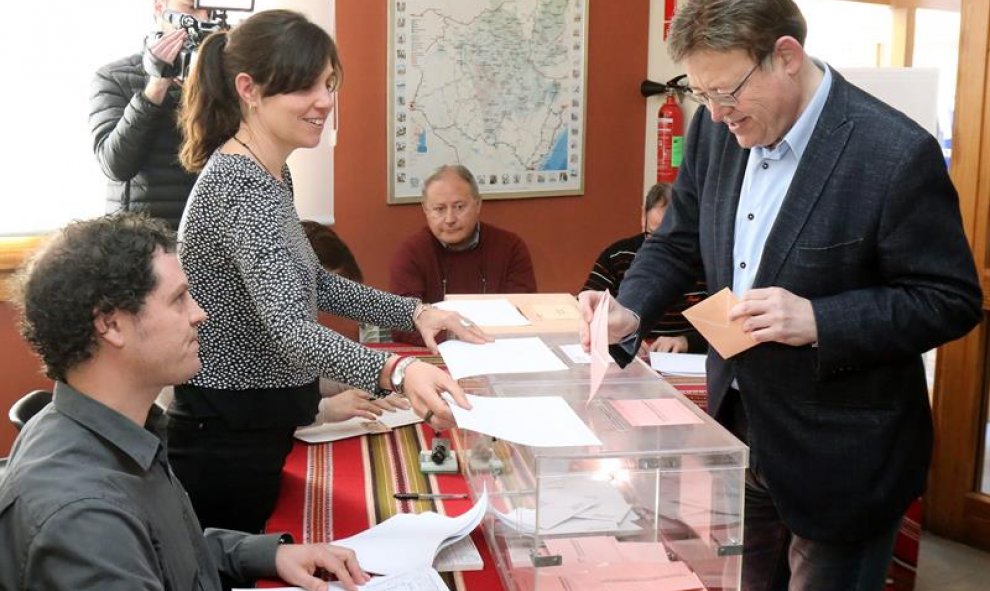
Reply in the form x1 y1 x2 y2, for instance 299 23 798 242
687 61 762 109
425 202 473 219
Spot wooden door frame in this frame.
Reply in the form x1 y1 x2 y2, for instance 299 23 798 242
925 0 990 550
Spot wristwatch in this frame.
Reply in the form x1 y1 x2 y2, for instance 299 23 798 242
389 356 419 396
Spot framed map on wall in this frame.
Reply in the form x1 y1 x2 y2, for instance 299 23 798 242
387 0 589 204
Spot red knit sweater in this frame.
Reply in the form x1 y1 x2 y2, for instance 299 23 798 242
389 222 537 344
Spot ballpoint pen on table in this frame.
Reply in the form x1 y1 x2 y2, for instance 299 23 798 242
393 492 469 500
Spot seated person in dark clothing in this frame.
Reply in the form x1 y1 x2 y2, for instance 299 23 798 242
390 164 537 344
0 213 367 591
583 183 708 353
300 220 410 423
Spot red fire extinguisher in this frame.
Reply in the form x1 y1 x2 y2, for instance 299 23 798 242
657 91 684 183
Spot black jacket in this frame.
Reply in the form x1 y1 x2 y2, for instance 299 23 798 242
614 70 981 542
89 53 197 230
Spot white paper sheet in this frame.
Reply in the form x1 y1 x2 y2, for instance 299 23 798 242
447 393 602 447
649 352 706 376
334 489 488 576
435 298 531 327
558 343 592 364
294 408 422 444
438 337 568 380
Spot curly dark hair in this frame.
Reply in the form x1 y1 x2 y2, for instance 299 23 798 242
11 214 176 382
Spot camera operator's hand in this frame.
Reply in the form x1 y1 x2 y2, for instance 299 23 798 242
142 29 188 105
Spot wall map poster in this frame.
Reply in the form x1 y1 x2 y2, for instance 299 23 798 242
388 0 588 203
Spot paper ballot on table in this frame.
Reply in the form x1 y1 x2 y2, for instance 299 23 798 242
293 408 422 443
434 298 530 327
649 352 706 376
681 288 757 359
437 337 568 380
589 291 614 403
334 489 488 576
447 393 602 447
559 343 616 365
246 568 449 591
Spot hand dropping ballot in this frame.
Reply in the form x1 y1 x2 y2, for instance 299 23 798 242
588 290 615 402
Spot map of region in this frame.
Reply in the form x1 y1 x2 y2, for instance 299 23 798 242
389 0 587 202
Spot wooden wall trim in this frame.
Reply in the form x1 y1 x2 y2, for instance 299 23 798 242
926 0 990 544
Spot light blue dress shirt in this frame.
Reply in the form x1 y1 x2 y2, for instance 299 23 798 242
732 62 833 296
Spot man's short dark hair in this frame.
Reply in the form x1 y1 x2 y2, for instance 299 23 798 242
644 182 672 212
11 213 176 382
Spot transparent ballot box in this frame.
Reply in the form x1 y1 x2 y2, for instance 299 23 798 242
452 334 747 591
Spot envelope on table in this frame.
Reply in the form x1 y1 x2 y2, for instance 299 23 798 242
681 287 757 359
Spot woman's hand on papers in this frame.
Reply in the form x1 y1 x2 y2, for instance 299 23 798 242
315 390 410 423
414 306 492 352
275 542 369 591
403 360 471 430
577 290 641 351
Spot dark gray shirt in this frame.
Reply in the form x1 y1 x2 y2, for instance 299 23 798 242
0 382 283 590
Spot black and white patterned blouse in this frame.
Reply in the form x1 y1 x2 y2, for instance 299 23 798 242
178 152 417 393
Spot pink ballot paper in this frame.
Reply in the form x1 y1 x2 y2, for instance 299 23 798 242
589 291 614 403
681 287 758 359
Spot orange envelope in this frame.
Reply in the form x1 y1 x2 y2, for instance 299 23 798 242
681 287 757 359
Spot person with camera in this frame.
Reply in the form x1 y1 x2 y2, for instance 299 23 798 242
172 9 489 540
89 0 209 230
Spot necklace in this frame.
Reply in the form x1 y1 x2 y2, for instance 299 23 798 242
232 136 279 180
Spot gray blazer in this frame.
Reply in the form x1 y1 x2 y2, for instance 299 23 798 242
615 70 981 542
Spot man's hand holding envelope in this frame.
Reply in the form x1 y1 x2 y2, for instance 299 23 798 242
685 287 819 358
578 285 818 361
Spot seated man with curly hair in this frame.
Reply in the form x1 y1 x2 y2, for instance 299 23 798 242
0 213 369 591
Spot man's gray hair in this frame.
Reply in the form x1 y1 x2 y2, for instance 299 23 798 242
422 164 481 200
667 0 807 64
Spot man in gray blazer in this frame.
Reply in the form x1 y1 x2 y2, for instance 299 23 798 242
579 1 981 590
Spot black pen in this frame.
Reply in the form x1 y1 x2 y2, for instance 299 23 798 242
393 492 469 500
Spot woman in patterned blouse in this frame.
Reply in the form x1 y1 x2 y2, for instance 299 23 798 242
171 10 487 539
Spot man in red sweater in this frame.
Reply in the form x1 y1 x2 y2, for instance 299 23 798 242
390 164 536 344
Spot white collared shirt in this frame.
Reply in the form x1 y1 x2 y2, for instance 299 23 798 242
732 62 833 295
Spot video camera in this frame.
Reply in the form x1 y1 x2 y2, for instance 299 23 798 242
157 1 255 79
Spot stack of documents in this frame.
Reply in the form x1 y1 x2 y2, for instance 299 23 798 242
649 352 706 377
293 407 422 443
334 489 489 576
